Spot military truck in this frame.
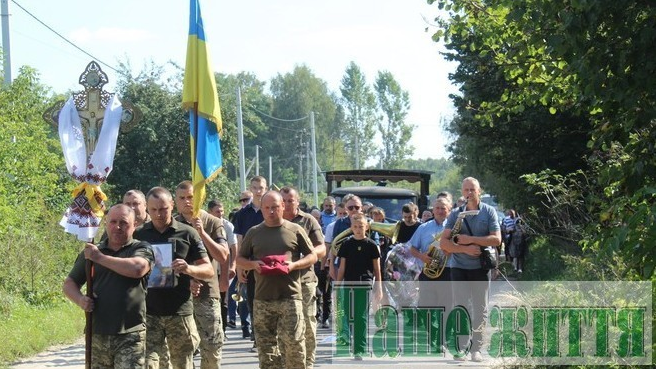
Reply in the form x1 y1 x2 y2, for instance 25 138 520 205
325 169 432 221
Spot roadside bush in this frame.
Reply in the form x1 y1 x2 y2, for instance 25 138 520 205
0 215 80 308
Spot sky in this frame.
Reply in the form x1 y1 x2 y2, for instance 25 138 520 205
4 0 459 160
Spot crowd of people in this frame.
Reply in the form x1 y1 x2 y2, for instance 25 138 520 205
63 175 526 368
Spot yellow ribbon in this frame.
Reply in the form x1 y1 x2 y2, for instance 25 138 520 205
71 182 108 218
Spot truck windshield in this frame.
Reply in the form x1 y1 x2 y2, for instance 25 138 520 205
334 195 416 221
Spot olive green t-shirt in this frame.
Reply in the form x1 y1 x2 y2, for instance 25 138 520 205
175 210 225 299
239 220 314 301
68 239 154 335
291 210 324 284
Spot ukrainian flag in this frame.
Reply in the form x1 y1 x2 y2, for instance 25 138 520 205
182 0 222 217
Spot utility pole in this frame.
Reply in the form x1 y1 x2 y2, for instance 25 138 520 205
354 120 360 169
1 0 12 86
268 156 272 188
236 87 246 190
255 145 259 176
306 135 311 196
298 151 303 191
310 112 318 207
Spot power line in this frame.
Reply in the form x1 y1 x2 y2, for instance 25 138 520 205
248 104 308 123
11 0 122 75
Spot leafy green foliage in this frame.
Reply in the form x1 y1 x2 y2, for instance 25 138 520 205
268 65 348 186
0 67 80 307
374 71 414 168
430 0 656 279
339 62 378 169
404 157 461 198
111 62 190 197
216 71 271 182
0 67 70 225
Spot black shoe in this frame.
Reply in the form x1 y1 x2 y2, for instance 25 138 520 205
242 331 251 339
227 320 237 329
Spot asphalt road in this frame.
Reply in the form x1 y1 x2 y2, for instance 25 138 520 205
9 323 490 368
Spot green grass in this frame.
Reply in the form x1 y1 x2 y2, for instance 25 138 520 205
0 297 85 367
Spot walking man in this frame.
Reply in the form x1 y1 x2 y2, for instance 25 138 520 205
280 186 325 369
135 187 215 369
63 204 153 368
174 181 228 369
236 191 317 369
440 177 501 362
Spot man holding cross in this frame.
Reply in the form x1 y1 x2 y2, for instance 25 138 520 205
63 204 154 368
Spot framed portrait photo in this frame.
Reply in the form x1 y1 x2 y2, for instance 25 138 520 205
148 242 176 288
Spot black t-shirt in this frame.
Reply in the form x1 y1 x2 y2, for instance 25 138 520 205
134 219 207 316
338 237 380 282
397 221 421 243
68 239 154 335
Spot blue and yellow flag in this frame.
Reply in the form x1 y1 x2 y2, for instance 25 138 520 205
182 0 222 217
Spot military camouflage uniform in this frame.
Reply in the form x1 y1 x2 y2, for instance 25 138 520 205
66 239 153 369
92 331 146 369
146 314 199 369
176 211 226 369
194 296 224 369
289 210 323 368
239 220 315 369
254 299 306 369
134 219 209 369
301 280 318 367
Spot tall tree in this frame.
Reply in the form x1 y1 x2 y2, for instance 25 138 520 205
269 65 348 188
112 62 189 197
0 66 69 224
339 62 378 169
374 70 413 168
430 0 656 278
215 71 270 183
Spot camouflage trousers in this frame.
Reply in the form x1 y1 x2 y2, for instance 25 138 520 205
279 281 318 368
91 330 146 369
253 298 306 369
146 314 199 369
193 296 224 369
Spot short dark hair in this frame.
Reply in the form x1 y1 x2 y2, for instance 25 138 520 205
208 199 222 210
176 180 193 191
402 202 418 214
146 186 173 202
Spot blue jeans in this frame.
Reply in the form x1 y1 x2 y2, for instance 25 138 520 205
228 278 238 322
228 278 250 333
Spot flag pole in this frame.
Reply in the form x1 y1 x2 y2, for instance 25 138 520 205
192 102 200 217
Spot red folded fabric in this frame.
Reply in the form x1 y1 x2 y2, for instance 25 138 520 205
259 254 289 275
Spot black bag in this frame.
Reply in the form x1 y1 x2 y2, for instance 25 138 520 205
463 217 496 270
479 247 496 270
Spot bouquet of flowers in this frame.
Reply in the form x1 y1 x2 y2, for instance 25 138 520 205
384 243 420 308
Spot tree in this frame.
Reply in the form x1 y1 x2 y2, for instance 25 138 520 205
430 0 656 278
111 62 189 197
374 70 414 168
215 71 270 185
0 66 79 303
269 65 348 188
0 66 69 224
339 62 378 169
